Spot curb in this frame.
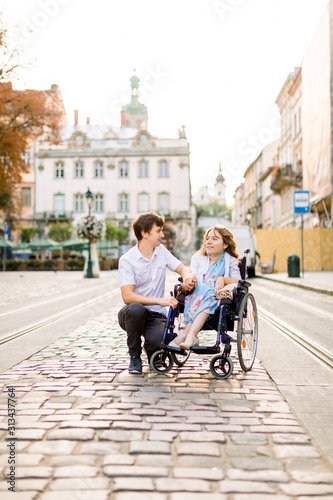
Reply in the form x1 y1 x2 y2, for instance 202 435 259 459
256 274 333 296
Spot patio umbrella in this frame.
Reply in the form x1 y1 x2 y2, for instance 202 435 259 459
28 238 59 250
12 242 30 250
0 238 16 249
11 242 31 259
96 240 115 249
61 238 88 250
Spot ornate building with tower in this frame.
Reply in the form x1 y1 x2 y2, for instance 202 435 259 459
34 74 195 262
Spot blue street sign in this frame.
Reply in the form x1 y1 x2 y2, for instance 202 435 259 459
294 190 310 214
4 223 9 235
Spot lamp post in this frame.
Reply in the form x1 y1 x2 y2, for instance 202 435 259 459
85 188 94 278
246 209 252 227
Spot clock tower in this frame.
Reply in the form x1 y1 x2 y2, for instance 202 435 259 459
121 71 148 130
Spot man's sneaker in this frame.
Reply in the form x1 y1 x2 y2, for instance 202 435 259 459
128 356 142 374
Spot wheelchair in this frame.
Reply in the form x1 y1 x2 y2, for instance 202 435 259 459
150 249 258 380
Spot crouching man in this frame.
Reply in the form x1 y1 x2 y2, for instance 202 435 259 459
118 212 194 373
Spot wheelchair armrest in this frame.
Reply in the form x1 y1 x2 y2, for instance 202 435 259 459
238 279 252 289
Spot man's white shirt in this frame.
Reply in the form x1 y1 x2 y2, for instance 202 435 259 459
118 243 181 316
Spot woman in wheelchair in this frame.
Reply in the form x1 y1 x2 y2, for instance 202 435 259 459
169 225 241 350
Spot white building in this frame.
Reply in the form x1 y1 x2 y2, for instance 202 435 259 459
192 164 226 206
34 74 195 262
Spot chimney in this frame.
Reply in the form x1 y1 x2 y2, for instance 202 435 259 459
86 117 90 125
121 109 127 127
74 110 78 127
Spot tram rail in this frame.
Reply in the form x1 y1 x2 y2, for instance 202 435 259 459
258 305 333 370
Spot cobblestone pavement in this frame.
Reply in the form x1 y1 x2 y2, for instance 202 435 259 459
1 303 333 499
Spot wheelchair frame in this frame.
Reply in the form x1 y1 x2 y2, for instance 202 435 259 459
150 249 258 379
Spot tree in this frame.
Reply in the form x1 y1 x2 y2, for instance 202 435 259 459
105 222 129 243
196 200 232 220
48 222 72 242
20 226 39 242
0 16 64 220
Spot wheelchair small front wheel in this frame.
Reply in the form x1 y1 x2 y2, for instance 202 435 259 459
210 354 233 380
150 350 174 374
172 350 190 367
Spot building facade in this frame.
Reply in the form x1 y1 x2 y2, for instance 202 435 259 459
234 1 333 230
233 139 279 229
34 75 195 262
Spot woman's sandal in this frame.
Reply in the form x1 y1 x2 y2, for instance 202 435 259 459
169 331 187 348
180 334 199 350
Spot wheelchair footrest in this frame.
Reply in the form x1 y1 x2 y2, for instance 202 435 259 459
191 345 220 354
160 343 187 354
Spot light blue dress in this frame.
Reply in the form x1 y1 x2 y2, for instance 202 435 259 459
184 253 225 323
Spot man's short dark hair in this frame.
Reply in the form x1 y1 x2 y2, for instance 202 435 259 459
133 212 165 241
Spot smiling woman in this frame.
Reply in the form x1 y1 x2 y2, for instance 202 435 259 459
169 225 241 350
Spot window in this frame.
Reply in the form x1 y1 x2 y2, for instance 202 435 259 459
119 161 129 177
22 151 31 166
159 160 168 177
139 160 148 177
119 194 129 212
74 194 84 212
94 161 103 178
75 161 84 178
55 162 64 178
54 194 65 216
138 193 149 212
95 194 104 212
158 193 169 215
299 107 302 132
22 187 31 207
139 133 148 144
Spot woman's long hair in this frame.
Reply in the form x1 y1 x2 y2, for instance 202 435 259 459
198 226 239 259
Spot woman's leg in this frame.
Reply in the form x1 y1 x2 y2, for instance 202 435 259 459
169 322 191 347
180 312 210 350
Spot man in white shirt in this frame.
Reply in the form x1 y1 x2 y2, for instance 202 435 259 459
118 212 193 373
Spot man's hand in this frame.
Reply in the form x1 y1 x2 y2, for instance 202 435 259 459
158 297 179 309
215 276 225 294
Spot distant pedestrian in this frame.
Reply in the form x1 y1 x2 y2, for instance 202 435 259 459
118 211 194 373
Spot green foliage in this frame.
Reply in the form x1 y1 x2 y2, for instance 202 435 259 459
20 226 39 242
197 200 231 220
0 259 21 270
27 260 42 268
43 260 56 269
105 222 129 243
48 222 72 242
66 260 84 270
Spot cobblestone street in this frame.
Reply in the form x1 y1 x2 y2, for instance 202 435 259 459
1 300 333 499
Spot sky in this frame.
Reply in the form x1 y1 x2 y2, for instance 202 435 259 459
1 0 329 204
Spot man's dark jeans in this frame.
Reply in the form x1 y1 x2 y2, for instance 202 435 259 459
118 303 166 358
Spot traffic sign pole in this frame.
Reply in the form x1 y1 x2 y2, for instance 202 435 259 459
3 222 9 272
293 190 310 279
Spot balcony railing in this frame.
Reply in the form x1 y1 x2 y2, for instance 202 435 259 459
270 164 302 192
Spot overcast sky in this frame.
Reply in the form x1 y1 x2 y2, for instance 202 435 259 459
1 0 329 203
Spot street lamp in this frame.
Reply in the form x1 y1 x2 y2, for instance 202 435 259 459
85 188 94 278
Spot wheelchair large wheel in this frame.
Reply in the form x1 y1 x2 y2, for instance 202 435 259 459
210 354 233 380
150 350 174 374
171 350 190 367
237 293 258 371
